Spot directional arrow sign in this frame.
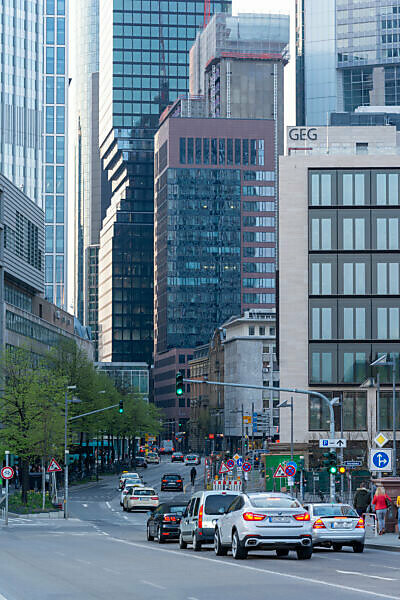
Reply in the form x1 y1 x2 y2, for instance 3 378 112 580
370 449 392 471
319 438 347 449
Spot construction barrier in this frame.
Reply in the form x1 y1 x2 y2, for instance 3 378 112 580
213 478 242 491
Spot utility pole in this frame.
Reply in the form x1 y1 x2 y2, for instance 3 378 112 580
241 404 244 457
392 358 397 477
5 450 9 526
340 393 344 501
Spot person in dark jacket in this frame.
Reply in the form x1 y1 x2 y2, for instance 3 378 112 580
190 467 197 486
353 482 371 516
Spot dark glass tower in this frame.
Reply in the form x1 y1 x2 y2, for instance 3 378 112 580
98 0 231 363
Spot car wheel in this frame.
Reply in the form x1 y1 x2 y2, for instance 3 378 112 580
296 546 313 560
147 524 154 542
157 526 165 544
353 542 364 553
232 530 247 560
192 533 202 552
332 543 343 552
214 529 228 556
179 532 187 549
276 549 289 558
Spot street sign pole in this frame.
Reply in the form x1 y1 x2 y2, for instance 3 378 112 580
64 449 69 519
5 451 9 527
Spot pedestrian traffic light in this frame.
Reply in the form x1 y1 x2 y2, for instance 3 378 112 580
119 399 124 414
176 371 184 396
338 466 346 475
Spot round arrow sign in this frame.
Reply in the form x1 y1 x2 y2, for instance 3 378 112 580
1 466 14 480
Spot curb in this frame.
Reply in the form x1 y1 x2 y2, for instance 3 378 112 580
8 511 64 519
366 542 400 553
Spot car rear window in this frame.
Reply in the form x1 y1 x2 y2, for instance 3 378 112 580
313 505 358 518
165 505 187 514
164 475 179 480
249 496 302 509
135 489 156 496
204 494 237 515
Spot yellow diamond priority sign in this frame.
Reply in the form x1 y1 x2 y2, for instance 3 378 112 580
374 432 388 448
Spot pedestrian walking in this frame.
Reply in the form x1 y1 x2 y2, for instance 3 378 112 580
190 466 197 487
372 486 392 535
396 494 400 539
353 482 371 517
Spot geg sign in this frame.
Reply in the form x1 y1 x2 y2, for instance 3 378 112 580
288 127 318 142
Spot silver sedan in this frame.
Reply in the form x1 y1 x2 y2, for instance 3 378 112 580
303 503 365 553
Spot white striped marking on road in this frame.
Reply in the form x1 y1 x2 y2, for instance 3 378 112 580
106 501 111 509
337 570 397 582
82 504 88 508
187 597 200 600
105 537 400 600
141 580 166 590
0 594 9 600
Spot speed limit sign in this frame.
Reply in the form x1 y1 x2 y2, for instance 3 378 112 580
1 466 14 480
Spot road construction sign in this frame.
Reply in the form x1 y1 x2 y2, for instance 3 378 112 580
219 461 230 474
47 458 62 473
273 463 286 478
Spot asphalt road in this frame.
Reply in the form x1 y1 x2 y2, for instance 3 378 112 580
1 459 400 600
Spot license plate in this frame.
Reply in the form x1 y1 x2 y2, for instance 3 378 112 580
269 516 290 523
331 521 352 529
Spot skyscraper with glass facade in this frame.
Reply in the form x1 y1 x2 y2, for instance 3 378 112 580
98 0 231 364
0 0 43 205
44 0 68 308
297 0 400 125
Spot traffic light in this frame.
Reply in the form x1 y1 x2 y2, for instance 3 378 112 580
176 371 184 396
323 450 337 474
338 466 346 475
119 399 124 414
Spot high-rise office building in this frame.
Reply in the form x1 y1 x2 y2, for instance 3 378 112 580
0 1 43 204
98 0 231 364
44 0 68 309
296 0 400 125
70 0 109 357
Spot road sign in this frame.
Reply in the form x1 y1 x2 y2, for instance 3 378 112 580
226 459 235 470
242 461 252 472
374 432 389 448
285 460 297 472
287 476 295 486
342 461 361 468
243 416 252 424
273 463 286 478
1 466 14 480
47 458 62 473
285 464 296 477
319 438 347 449
370 449 392 471
236 457 243 467
219 461 230 474
233 453 240 461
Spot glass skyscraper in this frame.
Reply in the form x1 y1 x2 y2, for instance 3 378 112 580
297 0 400 125
0 0 43 205
98 0 231 364
44 0 68 308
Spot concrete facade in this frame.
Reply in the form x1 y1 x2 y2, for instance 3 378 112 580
279 125 400 456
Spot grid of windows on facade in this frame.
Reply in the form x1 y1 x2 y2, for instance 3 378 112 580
309 168 400 385
97 367 149 394
45 0 67 308
4 284 33 313
179 138 265 166
4 214 42 271
6 310 63 347
111 0 230 126
158 168 241 349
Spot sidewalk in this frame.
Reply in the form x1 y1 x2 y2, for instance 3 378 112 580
366 531 400 552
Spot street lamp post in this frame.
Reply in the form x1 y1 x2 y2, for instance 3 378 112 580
64 385 77 519
371 354 397 476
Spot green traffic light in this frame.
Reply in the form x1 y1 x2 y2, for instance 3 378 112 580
329 465 337 474
176 371 184 396
119 400 124 413
176 388 183 396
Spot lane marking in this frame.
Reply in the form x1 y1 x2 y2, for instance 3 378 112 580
123 516 129 520
104 537 400 600
369 565 400 571
141 580 166 590
82 504 88 508
106 501 111 509
188 597 200 600
0 594 9 600
337 570 397 582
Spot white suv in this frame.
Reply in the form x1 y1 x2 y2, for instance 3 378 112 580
214 492 313 560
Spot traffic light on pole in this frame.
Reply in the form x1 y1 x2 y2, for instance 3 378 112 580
119 399 124 414
338 466 346 475
176 371 184 396
328 451 337 474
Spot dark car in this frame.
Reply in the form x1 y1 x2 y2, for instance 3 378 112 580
147 502 187 543
161 473 184 492
135 456 148 469
171 452 184 463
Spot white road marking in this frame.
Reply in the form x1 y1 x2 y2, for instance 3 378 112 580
337 570 397 582
106 501 111 509
123 516 129 520
104 537 400 600
370 565 400 571
0 594 9 600
188 597 200 600
141 580 166 590
82 503 88 508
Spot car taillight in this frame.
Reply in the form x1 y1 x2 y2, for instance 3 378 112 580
151 496 159 500
130 496 139 500
162 479 167 483
198 504 204 528
313 518 326 529
356 517 365 529
164 515 177 522
242 512 266 522
176 479 182 483
293 513 310 521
